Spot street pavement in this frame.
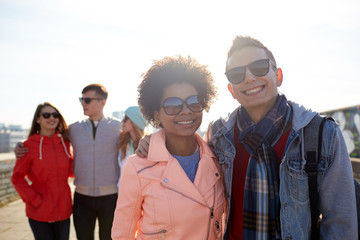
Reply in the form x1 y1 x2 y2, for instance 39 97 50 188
0 199 102 240
0 181 99 240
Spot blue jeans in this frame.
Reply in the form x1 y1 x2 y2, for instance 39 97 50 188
28 218 70 240
73 192 118 240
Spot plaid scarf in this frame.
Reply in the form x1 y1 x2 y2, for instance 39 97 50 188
238 94 292 240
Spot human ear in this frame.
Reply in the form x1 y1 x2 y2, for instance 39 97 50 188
101 99 106 107
153 111 161 126
227 83 236 99
276 68 283 86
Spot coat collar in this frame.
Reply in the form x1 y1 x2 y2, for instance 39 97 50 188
147 129 221 206
147 129 216 162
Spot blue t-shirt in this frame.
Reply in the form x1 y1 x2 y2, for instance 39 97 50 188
172 148 200 183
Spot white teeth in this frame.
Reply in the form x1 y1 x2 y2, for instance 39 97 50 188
177 120 193 125
245 86 262 94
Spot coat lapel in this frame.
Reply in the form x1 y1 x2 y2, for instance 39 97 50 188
148 130 221 207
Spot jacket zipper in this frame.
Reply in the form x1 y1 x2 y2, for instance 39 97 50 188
93 141 96 196
206 207 213 239
206 186 216 240
53 137 60 220
142 229 167 239
92 120 97 196
160 182 215 239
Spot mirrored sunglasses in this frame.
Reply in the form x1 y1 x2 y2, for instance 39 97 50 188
40 112 60 119
225 59 271 84
160 95 204 116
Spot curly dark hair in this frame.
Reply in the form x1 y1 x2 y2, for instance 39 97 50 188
138 55 217 128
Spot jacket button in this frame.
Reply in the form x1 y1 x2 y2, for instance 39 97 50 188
164 178 168 183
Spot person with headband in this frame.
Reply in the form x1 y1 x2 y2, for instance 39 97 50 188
117 106 146 184
11 102 73 240
111 56 226 239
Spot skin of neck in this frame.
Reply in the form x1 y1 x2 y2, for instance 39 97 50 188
165 135 198 156
245 94 278 123
129 130 137 142
89 112 104 122
39 128 56 138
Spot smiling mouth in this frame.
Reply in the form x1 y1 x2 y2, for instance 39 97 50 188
176 120 195 125
243 86 264 95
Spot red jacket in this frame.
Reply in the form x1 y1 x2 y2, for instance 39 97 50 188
11 133 73 222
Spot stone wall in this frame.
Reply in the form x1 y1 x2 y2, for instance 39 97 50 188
0 153 360 207
0 153 18 206
351 158 360 182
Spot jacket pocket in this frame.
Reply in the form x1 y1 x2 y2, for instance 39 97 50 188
139 229 168 239
284 157 309 204
139 183 172 239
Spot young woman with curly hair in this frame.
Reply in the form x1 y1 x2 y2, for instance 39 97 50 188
112 55 226 239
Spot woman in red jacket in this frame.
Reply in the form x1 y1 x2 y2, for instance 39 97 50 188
11 102 73 240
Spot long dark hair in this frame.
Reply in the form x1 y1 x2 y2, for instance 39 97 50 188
117 121 144 161
28 102 69 140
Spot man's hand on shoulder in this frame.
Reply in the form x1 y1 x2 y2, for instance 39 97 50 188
135 134 151 158
14 141 28 159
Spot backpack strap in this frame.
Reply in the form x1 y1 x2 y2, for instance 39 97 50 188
304 114 331 240
354 179 360 238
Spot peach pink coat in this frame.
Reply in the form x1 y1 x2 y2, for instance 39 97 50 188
111 130 227 240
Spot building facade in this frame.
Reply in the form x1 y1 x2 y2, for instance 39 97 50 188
0 124 27 153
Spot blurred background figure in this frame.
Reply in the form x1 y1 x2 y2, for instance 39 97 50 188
11 102 73 240
117 106 146 181
71 83 121 240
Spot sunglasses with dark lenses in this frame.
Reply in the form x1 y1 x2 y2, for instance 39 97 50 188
122 115 129 122
160 95 204 116
79 97 104 104
225 59 271 84
40 112 60 119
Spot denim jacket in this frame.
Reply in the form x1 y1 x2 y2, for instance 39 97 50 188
208 102 357 240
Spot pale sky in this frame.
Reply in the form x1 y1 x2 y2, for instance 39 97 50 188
1 0 360 131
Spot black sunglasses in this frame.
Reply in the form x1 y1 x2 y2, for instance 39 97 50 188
79 97 104 104
40 112 60 119
160 95 204 116
122 115 129 122
225 59 273 84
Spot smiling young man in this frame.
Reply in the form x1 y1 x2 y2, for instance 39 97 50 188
207 36 357 239
70 84 122 240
